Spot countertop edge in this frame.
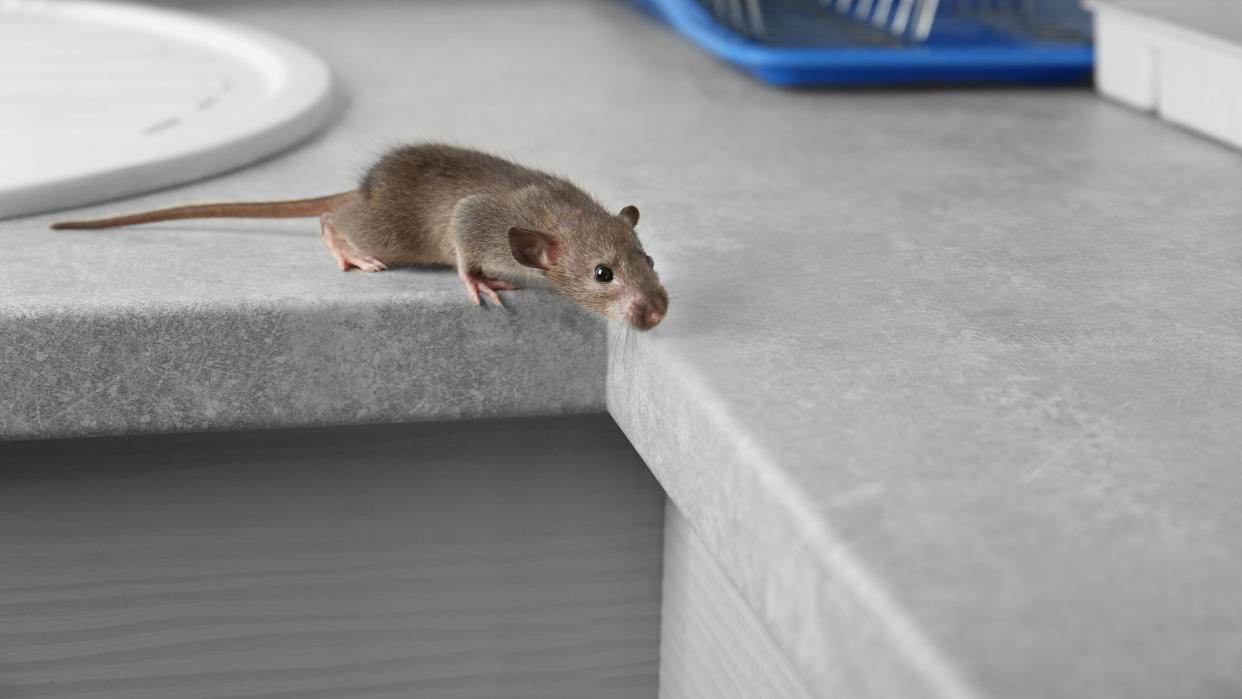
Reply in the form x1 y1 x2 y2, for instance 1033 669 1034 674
605 332 986 699
0 292 607 441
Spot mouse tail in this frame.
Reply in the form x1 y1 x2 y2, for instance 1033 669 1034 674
49 191 358 230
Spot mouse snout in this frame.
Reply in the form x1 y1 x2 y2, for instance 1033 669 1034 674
626 294 669 331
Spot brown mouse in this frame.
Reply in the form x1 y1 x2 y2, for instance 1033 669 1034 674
51 144 669 330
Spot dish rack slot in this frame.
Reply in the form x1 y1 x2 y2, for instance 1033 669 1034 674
634 0 1095 84
694 0 1092 45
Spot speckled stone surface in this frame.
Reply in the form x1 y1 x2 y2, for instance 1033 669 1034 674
1 289 603 439
5 1 1242 697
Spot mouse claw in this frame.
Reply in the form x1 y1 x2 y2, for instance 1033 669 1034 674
480 285 503 307
351 256 387 272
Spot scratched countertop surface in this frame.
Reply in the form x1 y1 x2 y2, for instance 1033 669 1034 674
4 1 1242 697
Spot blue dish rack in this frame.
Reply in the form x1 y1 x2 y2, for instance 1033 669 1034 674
629 0 1094 85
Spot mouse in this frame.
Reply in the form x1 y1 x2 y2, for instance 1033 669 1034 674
51 143 669 330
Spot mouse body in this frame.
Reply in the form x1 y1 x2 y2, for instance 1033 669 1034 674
52 144 669 330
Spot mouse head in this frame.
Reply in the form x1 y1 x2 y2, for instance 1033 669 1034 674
509 205 669 330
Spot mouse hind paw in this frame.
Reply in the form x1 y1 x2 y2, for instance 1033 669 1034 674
321 213 388 272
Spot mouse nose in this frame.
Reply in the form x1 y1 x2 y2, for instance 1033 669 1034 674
627 296 668 330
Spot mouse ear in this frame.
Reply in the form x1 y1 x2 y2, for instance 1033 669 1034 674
619 205 640 227
508 227 562 270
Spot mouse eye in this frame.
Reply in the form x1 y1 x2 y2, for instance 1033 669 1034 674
594 264 614 283
645 254 654 268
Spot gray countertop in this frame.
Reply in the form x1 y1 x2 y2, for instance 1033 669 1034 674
4 1 1242 697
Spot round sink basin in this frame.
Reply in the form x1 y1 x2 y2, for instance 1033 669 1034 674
0 0 335 219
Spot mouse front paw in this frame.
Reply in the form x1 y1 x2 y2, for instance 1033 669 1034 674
460 268 518 307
